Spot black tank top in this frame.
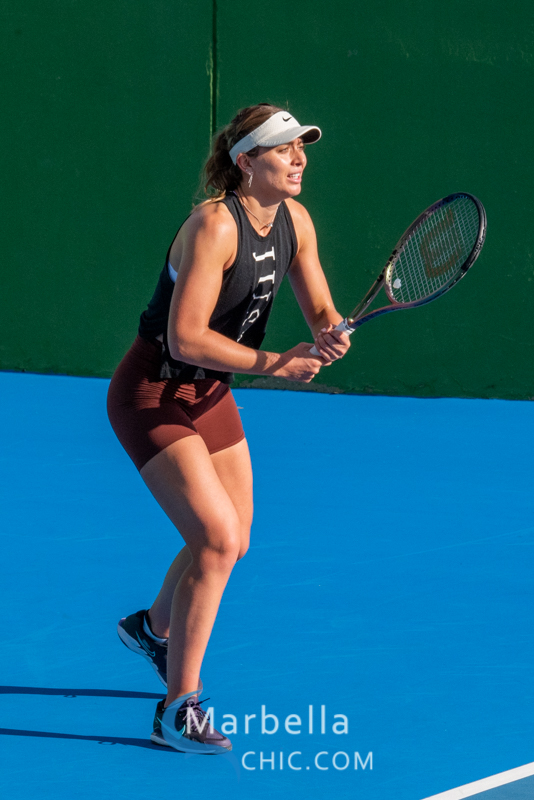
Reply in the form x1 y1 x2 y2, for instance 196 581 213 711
138 192 298 383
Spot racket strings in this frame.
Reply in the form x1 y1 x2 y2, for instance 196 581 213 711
399 204 468 300
390 197 480 304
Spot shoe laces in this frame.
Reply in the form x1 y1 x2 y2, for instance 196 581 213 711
180 696 211 733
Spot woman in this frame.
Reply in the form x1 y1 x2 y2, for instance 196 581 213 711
107 103 351 754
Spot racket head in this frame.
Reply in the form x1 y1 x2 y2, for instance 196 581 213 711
382 193 486 309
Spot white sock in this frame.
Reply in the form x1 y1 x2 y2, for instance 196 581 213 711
143 612 168 644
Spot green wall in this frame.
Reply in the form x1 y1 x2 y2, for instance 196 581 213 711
2 1 212 375
2 1 534 399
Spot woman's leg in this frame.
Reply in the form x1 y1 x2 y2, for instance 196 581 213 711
139 435 253 705
146 546 193 638
147 437 253 637
211 437 253 561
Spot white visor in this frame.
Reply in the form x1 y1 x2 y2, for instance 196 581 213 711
229 111 321 164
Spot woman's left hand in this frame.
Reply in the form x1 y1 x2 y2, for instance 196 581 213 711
313 324 351 364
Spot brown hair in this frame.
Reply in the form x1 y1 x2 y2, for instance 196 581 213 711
202 103 285 199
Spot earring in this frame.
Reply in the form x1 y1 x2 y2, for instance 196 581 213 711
248 172 253 188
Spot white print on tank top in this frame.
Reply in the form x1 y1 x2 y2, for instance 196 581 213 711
251 247 275 262
237 247 276 342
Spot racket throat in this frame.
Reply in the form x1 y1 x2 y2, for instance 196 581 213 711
346 273 385 328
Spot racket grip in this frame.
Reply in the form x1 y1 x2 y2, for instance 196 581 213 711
309 319 354 356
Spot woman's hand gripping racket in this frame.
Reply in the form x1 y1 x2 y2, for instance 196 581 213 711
311 193 487 355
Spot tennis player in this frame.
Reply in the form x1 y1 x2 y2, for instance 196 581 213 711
107 103 351 754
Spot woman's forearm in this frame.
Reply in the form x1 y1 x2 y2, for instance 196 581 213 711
168 327 283 376
309 307 344 339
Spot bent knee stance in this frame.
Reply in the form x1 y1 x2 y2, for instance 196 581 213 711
193 527 242 575
236 537 250 562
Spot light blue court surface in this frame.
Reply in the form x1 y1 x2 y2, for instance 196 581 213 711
1 371 533 800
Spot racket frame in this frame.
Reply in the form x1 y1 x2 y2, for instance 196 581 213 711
343 192 487 332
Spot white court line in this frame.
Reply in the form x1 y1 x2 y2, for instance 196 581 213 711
421 762 534 800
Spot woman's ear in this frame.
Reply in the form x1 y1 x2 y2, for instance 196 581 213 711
236 153 251 176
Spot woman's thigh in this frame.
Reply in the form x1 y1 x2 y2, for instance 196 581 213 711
210 438 253 559
139 434 242 561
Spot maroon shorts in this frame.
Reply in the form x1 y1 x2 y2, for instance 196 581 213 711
107 336 245 470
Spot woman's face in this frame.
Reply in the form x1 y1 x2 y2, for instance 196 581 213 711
248 138 307 198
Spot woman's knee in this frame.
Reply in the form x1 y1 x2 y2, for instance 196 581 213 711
193 524 242 574
236 529 251 561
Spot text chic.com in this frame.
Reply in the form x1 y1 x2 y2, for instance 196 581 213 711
241 751 373 772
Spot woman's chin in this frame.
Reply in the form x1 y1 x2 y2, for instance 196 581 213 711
285 181 303 197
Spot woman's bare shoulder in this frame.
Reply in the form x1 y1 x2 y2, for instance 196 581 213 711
185 199 236 238
285 198 314 225
284 198 316 241
171 199 237 270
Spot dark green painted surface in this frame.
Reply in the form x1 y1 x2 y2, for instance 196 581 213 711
2 1 533 398
218 0 534 399
1 1 212 376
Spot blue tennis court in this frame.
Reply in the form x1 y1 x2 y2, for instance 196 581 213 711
1 371 533 799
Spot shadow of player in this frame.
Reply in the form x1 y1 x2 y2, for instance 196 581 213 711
0 684 170 752
0 725 171 751
0 684 239 767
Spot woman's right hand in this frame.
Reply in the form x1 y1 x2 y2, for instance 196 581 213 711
271 343 327 383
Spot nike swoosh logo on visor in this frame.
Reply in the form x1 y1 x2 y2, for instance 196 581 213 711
282 116 291 121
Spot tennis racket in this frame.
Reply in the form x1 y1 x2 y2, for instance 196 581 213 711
310 192 486 354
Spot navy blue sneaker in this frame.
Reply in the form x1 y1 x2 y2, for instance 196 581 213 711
117 610 168 687
151 700 170 747
151 691 231 754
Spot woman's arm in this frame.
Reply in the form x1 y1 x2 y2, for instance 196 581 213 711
166 202 324 383
285 199 351 362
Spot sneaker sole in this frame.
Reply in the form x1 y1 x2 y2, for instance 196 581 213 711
117 621 167 688
150 733 172 747
158 729 232 754
150 731 230 754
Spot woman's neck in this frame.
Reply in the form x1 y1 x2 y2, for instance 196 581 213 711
234 186 282 235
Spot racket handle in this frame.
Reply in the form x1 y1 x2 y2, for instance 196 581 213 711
309 319 354 356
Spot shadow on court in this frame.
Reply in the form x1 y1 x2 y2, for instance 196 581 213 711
0 686 163 699
0 726 168 751
0 685 170 752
